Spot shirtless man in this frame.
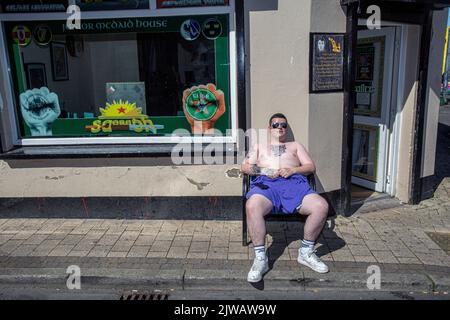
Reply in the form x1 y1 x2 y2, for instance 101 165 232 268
241 113 329 283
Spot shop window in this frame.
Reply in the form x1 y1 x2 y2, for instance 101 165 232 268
4 15 230 139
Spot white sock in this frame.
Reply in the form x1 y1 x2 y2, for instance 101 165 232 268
300 239 315 255
254 245 266 260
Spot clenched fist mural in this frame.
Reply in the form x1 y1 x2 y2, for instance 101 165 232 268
20 87 61 136
182 83 226 134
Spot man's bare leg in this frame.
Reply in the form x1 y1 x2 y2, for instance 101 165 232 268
245 194 273 282
297 193 329 273
246 194 273 246
298 194 329 241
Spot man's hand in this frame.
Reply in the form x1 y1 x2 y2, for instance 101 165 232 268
240 163 257 175
261 168 280 179
240 164 280 179
279 168 297 179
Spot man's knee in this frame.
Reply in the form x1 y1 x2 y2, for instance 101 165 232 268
246 196 271 218
315 198 329 215
303 195 329 216
246 199 262 217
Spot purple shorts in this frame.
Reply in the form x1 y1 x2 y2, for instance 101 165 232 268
245 174 316 214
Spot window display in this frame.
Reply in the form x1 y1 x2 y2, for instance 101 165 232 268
4 15 230 138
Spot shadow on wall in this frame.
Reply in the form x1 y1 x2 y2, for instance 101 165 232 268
431 120 450 192
243 0 279 130
4 157 185 169
0 196 244 220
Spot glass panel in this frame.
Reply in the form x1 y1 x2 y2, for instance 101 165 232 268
354 36 385 117
4 15 230 138
352 124 378 182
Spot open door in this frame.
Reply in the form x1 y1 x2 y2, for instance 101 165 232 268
352 27 396 192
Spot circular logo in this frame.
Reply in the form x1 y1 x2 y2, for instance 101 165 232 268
33 25 52 46
185 88 219 121
202 18 222 40
12 25 31 47
180 19 201 41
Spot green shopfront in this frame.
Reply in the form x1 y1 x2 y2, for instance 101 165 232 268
0 0 240 219
1 0 234 143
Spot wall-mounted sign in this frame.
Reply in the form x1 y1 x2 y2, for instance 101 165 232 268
180 19 201 41
0 0 151 13
75 0 150 11
157 0 228 9
0 1 67 13
202 18 222 40
12 25 32 47
33 25 53 46
309 33 345 93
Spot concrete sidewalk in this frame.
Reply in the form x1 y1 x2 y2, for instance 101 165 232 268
1 196 449 265
0 192 449 293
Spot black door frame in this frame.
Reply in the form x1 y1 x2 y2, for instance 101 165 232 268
339 0 447 213
340 2 358 215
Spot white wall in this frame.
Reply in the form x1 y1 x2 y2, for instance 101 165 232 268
396 25 421 203
309 0 346 192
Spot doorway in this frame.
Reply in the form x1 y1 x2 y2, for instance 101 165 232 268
351 26 399 196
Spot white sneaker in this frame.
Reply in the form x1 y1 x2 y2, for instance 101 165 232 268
297 249 329 273
247 257 269 283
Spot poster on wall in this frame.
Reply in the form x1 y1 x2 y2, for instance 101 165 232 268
356 46 374 81
309 33 345 93
75 0 150 11
354 37 385 117
157 0 228 9
0 0 67 13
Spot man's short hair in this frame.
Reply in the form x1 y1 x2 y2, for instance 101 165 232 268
269 113 287 125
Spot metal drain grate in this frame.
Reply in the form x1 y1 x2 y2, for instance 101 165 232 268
120 290 170 300
426 232 450 254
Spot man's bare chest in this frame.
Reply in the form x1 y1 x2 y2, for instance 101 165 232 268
258 144 300 166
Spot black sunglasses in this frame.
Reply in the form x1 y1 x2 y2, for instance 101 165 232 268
271 122 287 129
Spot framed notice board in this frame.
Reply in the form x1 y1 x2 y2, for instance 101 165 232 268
309 33 345 93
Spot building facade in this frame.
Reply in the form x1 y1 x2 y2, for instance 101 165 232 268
0 0 448 218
